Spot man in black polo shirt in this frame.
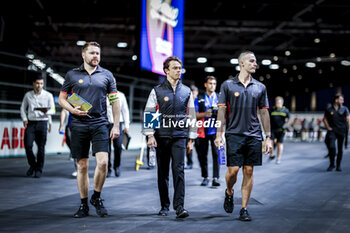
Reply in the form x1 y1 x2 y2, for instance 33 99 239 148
59 42 120 218
215 50 273 221
323 94 350 172
269 96 290 164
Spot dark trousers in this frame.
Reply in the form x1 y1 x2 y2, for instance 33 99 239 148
24 121 48 172
108 123 123 171
326 131 345 167
197 134 219 178
156 137 186 210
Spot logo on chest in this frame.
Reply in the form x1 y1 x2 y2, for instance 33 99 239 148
78 79 84 84
234 92 240 97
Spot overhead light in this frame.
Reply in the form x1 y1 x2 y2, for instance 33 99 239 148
76 40 86 46
298 75 302 80
261 59 271 65
266 74 271 79
329 53 335 58
292 65 297 70
25 53 34 60
314 38 320 43
341 60 350 66
197 57 207 63
204 67 215 73
46 67 54 74
32 59 46 70
259 76 264 81
235 65 240 71
330 66 335 71
230 58 238 64
318 69 323 74
132 55 137 61
283 68 288 73
306 62 316 68
181 68 186 74
117 42 128 48
285 51 291 56
269 64 279 70
316 57 322 62
49 73 65 85
273 56 278 61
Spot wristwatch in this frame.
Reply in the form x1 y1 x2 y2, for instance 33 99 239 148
265 135 272 139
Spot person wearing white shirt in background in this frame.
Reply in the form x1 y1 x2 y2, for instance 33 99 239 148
20 76 55 178
106 91 130 177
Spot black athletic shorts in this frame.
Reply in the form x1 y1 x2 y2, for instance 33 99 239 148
225 134 262 167
70 124 110 159
271 130 285 143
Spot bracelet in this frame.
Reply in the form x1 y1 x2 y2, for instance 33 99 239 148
265 135 271 139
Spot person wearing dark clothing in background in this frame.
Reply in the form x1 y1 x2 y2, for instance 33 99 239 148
269 96 290 164
323 94 350 172
195 76 220 186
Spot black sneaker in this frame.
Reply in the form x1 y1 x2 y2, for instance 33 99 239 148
200 178 209 186
239 208 252 221
176 206 189 219
34 169 42 178
336 166 342 172
223 189 234 213
90 197 108 217
158 207 169 216
115 167 120 177
212 178 220 187
73 204 89 218
327 165 335 171
26 167 35 177
107 170 111 177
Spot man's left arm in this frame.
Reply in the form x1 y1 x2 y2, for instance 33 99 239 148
110 97 121 140
259 108 273 154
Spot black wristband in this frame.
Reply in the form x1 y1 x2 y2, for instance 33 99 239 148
265 135 271 139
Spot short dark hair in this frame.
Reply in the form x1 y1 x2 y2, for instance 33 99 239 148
333 93 344 103
190 85 198 92
163 56 182 73
238 50 255 65
205 76 216 83
33 76 44 83
82 41 101 52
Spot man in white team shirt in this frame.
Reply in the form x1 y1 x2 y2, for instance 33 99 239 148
20 76 55 178
106 91 130 177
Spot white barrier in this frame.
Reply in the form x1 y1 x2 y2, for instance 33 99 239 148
0 120 144 158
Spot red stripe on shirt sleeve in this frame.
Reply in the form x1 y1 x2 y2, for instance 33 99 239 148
60 91 67 94
261 106 269 109
109 91 118 94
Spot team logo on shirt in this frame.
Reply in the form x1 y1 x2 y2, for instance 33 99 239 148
234 92 240 97
330 111 334 115
164 96 169 101
79 79 83 83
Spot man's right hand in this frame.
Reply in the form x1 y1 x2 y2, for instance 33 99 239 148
71 106 88 116
147 136 157 148
23 121 28 128
214 134 224 148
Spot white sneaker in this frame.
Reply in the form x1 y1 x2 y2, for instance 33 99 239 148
72 171 77 177
276 159 281 165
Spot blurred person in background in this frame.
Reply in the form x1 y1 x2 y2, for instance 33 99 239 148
269 96 290 164
323 94 350 171
20 76 55 178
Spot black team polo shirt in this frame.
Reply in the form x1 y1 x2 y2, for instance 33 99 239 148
61 64 117 126
218 75 269 140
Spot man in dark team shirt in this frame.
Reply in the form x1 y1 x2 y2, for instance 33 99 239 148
59 42 120 218
215 50 273 221
269 96 290 164
323 94 350 172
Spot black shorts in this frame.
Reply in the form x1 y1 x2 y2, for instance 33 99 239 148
225 134 262 167
272 130 285 143
70 124 110 159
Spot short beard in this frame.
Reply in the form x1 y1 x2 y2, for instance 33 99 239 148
87 60 99 67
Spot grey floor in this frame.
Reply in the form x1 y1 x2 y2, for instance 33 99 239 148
0 141 349 233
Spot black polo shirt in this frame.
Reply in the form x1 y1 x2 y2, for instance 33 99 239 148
218 75 269 140
270 106 290 131
324 105 349 135
61 64 117 126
